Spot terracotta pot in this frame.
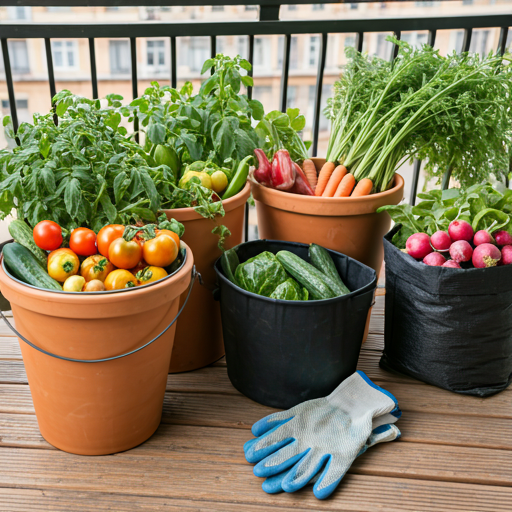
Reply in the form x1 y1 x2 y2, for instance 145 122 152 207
0 243 194 455
164 182 250 373
251 158 404 276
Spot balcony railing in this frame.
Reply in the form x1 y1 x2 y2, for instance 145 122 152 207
0 1 511 211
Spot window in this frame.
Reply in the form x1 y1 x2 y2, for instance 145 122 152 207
2 99 28 110
470 30 491 56
344 35 355 48
252 85 272 103
278 36 299 69
254 37 270 67
462 0 473 4
245 5 258 10
52 41 78 69
309 36 320 67
212 6 224 11
7 7 31 20
288 4 297 10
286 86 297 110
308 84 331 130
237 36 248 59
415 1 434 5
147 40 166 68
46 7 71 12
185 38 210 72
4 41 30 73
401 32 428 49
109 40 131 74
350 3 359 9
312 4 325 10
375 33 391 59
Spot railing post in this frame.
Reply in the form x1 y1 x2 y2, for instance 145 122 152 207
1 39 18 137
311 32 328 157
130 37 139 142
88 38 98 100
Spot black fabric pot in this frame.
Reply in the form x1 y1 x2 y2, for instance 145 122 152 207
0 240 12 311
381 225 512 396
214 239 377 409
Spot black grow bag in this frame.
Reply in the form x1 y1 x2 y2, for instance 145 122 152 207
214 239 377 409
381 225 512 396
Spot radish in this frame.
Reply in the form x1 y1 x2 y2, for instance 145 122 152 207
448 220 474 242
500 245 512 265
472 243 501 268
449 240 473 263
493 230 512 246
430 231 452 251
423 252 446 266
442 260 462 269
406 233 433 260
473 230 494 246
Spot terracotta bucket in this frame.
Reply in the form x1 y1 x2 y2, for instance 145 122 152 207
164 182 250 373
0 242 194 455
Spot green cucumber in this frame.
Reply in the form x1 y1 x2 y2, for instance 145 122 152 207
8 220 47 269
308 244 350 295
275 251 336 300
221 248 239 285
3 243 61 291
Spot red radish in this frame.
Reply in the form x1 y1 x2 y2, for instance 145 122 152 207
493 230 512 246
449 240 473 263
500 245 512 265
430 231 452 251
406 233 433 260
443 260 462 269
423 252 446 266
473 230 494 246
472 243 501 268
448 220 474 242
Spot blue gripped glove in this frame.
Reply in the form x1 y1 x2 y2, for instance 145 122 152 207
243 371 401 500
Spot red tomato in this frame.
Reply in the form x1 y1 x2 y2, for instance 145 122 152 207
97 224 125 257
33 220 63 251
69 227 97 256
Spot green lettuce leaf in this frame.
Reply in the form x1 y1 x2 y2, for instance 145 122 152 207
270 278 309 301
235 252 288 297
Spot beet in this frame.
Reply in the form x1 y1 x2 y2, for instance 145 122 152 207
442 260 462 269
449 240 473 263
493 230 512 247
473 230 494 246
448 220 474 242
406 233 432 260
472 243 501 268
430 231 452 251
423 252 446 266
500 245 512 265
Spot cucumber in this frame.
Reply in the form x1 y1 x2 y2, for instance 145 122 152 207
3 243 61 291
275 251 336 300
8 220 47 269
308 244 350 295
221 248 239 285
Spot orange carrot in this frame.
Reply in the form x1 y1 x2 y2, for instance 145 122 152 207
322 165 348 197
315 162 335 196
302 159 318 191
334 173 356 197
351 178 373 197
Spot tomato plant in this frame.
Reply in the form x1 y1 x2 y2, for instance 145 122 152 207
108 238 142 269
33 220 63 251
143 234 178 267
70 227 97 256
104 269 137 290
97 224 125 257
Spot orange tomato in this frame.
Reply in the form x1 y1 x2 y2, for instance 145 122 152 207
142 234 178 267
97 224 125 257
47 248 80 282
80 254 114 282
108 238 142 269
136 266 167 285
104 269 137 290
156 229 180 247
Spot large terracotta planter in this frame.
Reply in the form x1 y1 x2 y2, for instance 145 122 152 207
164 182 250 373
0 243 194 455
251 158 404 276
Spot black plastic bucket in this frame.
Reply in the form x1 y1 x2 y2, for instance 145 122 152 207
214 239 377 409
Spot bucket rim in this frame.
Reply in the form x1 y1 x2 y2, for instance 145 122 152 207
214 239 377 306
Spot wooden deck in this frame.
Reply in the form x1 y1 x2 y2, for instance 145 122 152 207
0 287 511 511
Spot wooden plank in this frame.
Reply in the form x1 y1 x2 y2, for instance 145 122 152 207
0 336 21 360
0 360 26 384
362 333 384 352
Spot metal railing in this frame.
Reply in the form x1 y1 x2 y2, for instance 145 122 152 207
0 1 511 210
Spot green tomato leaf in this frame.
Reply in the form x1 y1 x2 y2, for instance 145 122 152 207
248 99 264 121
212 224 231 252
99 193 118 224
200 58 215 75
239 59 252 72
290 114 306 132
241 75 254 88
213 118 236 162
64 178 82 220
147 123 167 145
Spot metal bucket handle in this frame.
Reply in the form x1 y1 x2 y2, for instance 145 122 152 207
0 266 198 364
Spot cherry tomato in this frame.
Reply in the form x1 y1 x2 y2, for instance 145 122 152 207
156 229 180 247
33 220 63 251
104 269 137 290
83 279 106 292
108 238 142 269
48 248 80 282
63 275 86 292
136 266 168 285
97 224 125 257
143 234 178 267
80 254 114 282
70 227 97 256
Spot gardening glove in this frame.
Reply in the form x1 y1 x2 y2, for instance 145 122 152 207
243 371 401 500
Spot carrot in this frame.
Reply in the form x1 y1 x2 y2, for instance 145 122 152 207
351 178 373 197
302 159 318 191
322 165 348 197
334 173 356 197
315 162 336 196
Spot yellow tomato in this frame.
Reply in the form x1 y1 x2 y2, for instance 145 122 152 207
211 170 228 193
178 171 212 190
136 266 168 285
48 248 80 282
83 279 106 292
63 275 86 292
108 238 142 269
142 234 178 267
80 254 114 282
104 269 137 290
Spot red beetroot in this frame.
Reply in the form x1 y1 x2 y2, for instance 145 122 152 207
423 252 446 266
448 220 474 242
289 162 314 196
472 243 501 268
500 245 512 265
271 149 296 190
406 233 433 260
442 260 462 269
473 230 494 246
253 149 272 186
449 240 473 263
430 231 452 251
493 230 512 246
